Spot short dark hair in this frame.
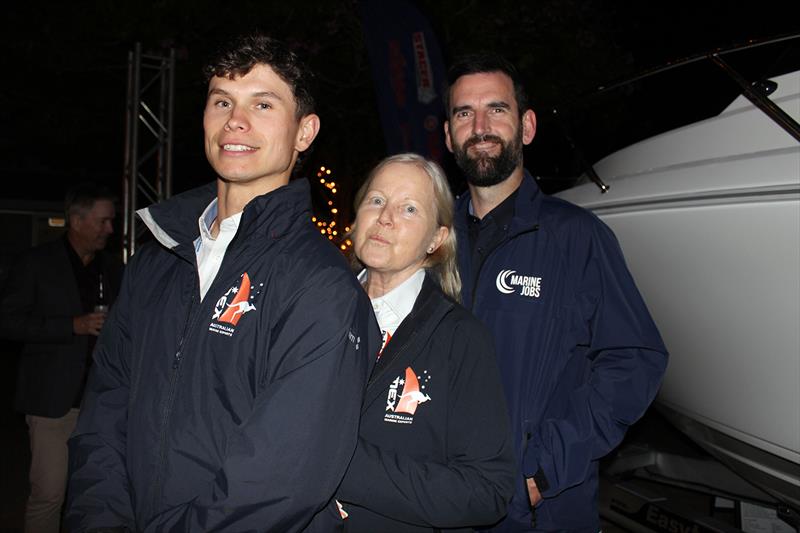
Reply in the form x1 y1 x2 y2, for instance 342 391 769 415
444 52 529 118
65 182 116 221
203 33 316 119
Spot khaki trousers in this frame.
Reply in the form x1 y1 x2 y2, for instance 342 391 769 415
25 409 79 533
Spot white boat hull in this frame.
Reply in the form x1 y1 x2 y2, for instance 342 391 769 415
557 70 800 509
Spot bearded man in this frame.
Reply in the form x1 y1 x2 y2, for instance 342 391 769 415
444 53 669 532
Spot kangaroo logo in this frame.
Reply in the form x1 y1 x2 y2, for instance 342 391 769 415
210 273 262 335
400 390 431 405
385 367 433 424
226 300 256 320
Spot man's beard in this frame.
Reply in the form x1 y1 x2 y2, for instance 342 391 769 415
453 129 523 188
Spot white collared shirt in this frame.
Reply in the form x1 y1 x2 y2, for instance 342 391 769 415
359 268 426 353
194 199 242 300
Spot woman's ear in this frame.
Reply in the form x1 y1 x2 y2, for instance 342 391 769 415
427 226 449 254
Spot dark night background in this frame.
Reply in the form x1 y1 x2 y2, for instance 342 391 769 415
2 0 799 207
0 2 798 529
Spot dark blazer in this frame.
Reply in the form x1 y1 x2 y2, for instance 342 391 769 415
0 237 121 417
338 274 516 532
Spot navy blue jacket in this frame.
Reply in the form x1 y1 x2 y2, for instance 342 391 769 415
455 172 668 532
66 180 379 532
338 274 516 531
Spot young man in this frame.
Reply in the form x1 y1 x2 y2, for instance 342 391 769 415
1 184 120 533
444 53 669 532
66 34 378 532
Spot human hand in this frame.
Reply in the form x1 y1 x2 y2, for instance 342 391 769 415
526 477 542 507
73 311 107 336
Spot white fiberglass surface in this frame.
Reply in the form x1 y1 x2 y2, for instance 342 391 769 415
600 199 799 462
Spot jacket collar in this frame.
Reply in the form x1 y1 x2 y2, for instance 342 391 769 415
363 273 454 410
455 169 543 235
137 178 313 255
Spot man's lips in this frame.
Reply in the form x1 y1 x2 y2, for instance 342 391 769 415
470 141 500 152
221 143 259 152
464 135 503 154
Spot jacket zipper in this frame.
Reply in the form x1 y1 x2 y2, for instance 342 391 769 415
147 236 249 512
151 283 203 513
467 222 541 526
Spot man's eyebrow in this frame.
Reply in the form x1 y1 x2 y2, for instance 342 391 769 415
451 101 511 114
206 88 283 101
251 91 283 100
207 87 230 97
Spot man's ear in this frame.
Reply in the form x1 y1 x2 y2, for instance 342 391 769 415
68 212 82 231
444 120 453 153
521 109 536 145
295 114 321 152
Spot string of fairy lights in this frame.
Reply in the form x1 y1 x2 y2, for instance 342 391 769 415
312 165 353 252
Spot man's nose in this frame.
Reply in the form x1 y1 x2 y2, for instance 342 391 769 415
472 110 489 136
225 105 251 132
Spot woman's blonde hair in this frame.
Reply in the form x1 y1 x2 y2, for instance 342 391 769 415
352 153 462 301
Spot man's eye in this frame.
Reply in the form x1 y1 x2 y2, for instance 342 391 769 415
256 102 271 110
456 110 471 118
214 100 231 108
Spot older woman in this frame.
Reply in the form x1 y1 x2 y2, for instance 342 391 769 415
337 153 515 531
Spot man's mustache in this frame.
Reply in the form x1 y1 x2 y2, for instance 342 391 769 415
463 134 505 150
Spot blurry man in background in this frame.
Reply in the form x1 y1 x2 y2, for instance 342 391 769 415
0 183 121 533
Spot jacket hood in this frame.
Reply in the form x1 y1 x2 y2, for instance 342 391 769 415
137 179 313 250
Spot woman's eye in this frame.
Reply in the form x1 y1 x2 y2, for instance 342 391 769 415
369 197 384 206
404 205 417 214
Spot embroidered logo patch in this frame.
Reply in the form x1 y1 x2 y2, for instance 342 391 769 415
384 367 431 424
209 272 262 336
495 269 542 298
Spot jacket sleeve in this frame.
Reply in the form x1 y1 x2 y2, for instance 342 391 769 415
0 248 75 344
65 254 137 531
338 319 516 527
140 268 377 533
522 216 668 498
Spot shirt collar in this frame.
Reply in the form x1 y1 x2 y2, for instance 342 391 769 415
467 187 518 228
358 268 426 331
195 198 243 250
198 198 218 241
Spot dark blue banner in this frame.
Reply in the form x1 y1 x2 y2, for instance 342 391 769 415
359 0 447 164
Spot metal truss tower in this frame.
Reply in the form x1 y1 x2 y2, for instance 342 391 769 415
122 43 175 262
